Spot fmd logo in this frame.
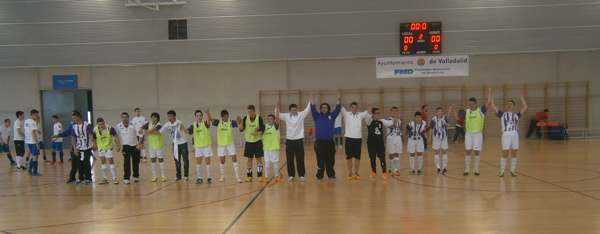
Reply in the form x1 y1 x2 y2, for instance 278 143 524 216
394 69 414 75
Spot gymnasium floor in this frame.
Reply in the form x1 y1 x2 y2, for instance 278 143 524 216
1 138 599 234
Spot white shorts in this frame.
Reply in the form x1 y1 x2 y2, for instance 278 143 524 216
264 150 279 162
218 143 237 157
465 132 483 151
501 131 519 150
195 146 213 157
386 136 402 154
432 136 449 150
407 138 424 154
97 149 114 158
149 148 164 159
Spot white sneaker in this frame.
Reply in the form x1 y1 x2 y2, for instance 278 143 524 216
184 177 188 182
124 180 130 184
236 177 242 183
219 177 225 182
288 176 294 182
300 176 305 182
133 177 140 182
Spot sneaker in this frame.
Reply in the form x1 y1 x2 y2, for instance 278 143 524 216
236 177 242 183
338 145 342 148
316 177 322 182
474 170 480 176
463 170 469 176
409 170 415 175
142 158 147 163
124 180 131 184
245 177 252 182
151 177 158 182
300 176 305 182
275 177 281 182
424 148 431 151
173 178 181 182
288 176 294 182
85 180 92 185
263 178 269 183
162 177 167 182
10 161 16 165
133 177 140 182
382 173 388 180
347 175 353 180
99 178 108 184
510 170 517 177
418 169 424 175
58 161 64 165
437 168 441 174
257 176 263 181
219 177 225 182
50 161 56 165
207 178 212 184
442 168 447 174
394 171 400 176
113 179 119 184
76 180 83 185
66 179 76 184
32 173 43 177
196 178 203 184
184 177 188 182
369 172 377 178
499 171 505 177
330 176 336 181
355 175 361 180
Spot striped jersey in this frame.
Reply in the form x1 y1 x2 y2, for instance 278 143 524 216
70 121 94 150
406 120 427 140
386 117 402 137
497 110 521 132
430 115 448 139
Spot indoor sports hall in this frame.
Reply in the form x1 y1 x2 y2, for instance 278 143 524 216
0 1 598 233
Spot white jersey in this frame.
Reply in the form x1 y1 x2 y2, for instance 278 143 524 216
386 117 402 137
36 124 43 143
163 120 188 145
53 122 63 142
0 125 11 144
115 121 139 146
334 114 342 128
497 111 521 132
340 108 369 139
13 119 24 141
131 116 147 137
24 119 37 144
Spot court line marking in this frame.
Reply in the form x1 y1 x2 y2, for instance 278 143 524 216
222 162 286 234
447 148 600 201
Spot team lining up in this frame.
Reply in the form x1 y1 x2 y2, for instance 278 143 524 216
0 89 527 185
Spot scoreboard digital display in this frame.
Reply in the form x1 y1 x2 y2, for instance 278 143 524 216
400 22 442 55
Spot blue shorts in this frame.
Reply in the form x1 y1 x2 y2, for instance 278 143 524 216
51 142 63 151
334 127 342 135
27 144 40 156
38 141 45 150
0 144 9 153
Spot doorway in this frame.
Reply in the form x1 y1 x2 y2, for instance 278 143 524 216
40 90 93 149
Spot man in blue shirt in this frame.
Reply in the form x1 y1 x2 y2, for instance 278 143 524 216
310 93 341 181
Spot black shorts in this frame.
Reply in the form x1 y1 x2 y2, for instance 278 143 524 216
14 140 25 156
345 137 362 160
244 141 264 158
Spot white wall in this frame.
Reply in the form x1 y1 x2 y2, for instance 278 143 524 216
0 50 597 143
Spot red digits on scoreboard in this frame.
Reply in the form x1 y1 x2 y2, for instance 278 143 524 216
403 45 408 51
410 23 428 31
419 34 423 40
430 35 441 43
403 36 414 44
434 44 439 50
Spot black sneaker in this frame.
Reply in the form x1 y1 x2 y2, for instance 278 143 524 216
474 170 480 176
316 177 323 182
442 168 447 174
66 179 76 184
463 170 469 176
437 168 441 174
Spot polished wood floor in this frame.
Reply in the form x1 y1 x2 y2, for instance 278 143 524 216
1 138 599 234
